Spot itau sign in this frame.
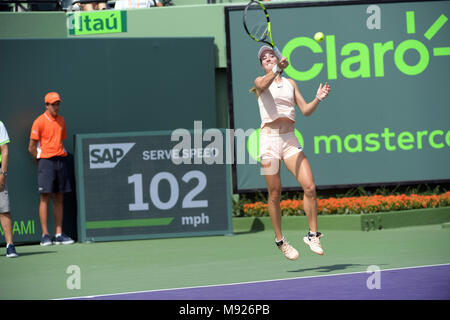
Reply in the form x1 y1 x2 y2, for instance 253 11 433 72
67 10 127 36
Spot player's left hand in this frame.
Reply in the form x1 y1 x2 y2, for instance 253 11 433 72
316 82 331 101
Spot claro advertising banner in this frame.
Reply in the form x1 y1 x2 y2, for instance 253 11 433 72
226 0 450 192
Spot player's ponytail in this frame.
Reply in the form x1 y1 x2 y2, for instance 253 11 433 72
249 85 261 96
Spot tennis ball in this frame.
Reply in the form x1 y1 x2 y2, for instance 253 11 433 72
314 32 324 43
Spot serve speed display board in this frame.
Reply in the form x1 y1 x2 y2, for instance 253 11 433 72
75 131 232 242
226 0 450 192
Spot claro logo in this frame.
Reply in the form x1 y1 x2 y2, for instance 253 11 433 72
89 143 135 169
282 11 449 81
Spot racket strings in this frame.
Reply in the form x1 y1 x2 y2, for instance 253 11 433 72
245 4 268 40
250 24 268 39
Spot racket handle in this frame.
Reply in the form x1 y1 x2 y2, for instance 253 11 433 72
273 46 283 60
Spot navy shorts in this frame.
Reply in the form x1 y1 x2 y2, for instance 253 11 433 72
37 156 72 194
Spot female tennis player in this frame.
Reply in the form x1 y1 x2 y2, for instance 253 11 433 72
252 45 330 260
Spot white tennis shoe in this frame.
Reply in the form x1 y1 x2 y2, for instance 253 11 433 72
303 232 324 255
276 237 299 261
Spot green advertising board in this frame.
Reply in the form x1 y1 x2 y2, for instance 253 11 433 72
67 10 128 36
75 130 232 242
0 37 216 245
226 0 450 192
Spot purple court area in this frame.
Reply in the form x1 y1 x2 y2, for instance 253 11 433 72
78 264 450 300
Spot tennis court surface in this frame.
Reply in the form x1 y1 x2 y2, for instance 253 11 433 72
1 224 449 300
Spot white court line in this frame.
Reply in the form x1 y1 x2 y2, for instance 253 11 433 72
59 262 450 300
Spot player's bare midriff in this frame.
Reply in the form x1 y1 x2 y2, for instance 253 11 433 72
261 117 295 134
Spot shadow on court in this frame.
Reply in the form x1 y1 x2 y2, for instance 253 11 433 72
13 251 56 257
287 263 388 273
233 217 266 235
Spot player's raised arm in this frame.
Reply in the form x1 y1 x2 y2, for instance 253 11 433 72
288 79 331 117
255 49 289 92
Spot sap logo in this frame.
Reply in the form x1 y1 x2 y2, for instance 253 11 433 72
89 143 135 169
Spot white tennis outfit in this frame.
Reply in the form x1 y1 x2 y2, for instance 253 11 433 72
0 121 10 213
258 77 303 160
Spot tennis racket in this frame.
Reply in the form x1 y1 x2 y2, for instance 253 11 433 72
243 0 282 60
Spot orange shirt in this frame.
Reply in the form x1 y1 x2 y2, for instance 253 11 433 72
30 111 67 159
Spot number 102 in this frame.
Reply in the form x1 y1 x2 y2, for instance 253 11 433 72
128 170 208 211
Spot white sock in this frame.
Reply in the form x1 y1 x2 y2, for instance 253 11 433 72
55 233 62 237
275 236 285 243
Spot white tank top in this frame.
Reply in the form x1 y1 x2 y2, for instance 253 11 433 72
257 77 296 128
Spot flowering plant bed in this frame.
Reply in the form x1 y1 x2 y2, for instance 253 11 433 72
242 192 450 217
